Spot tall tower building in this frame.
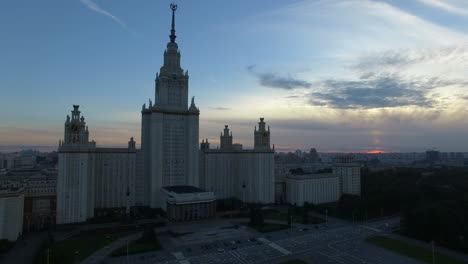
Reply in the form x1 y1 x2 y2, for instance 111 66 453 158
254 118 271 150
57 105 137 224
57 105 97 224
140 4 200 208
220 125 233 149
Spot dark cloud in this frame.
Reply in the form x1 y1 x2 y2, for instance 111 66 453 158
210 107 231 110
247 65 311 90
308 75 456 109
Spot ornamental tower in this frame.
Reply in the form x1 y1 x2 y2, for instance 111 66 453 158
254 118 271 150
62 105 90 146
220 125 233 149
140 4 200 208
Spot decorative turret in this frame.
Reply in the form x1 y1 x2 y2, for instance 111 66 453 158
128 137 136 150
200 139 210 151
254 117 271 150
60 105 95 149
220 125 233 149
188 96 199 113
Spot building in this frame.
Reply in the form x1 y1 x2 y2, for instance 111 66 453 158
23 171 57 231
139 4 200 209
333 155 361 196
56 105 137 224
161 186 216 221
199 121 275 204
0 168 57 231
55 5 275 224
285 155 361 206
286 173 340 206
0 185 24 241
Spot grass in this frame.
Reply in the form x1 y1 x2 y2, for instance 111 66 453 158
111 238 162 257
278 260 307 264
0 239 15 254
35 232 132 264
366 236 468 264
249 223 290 233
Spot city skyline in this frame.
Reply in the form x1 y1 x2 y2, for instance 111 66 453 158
1 0 468 152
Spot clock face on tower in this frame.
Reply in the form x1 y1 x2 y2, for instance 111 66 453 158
262 131 269 138
71 124 79 133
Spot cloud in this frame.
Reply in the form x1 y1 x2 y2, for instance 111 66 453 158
419 0 468 16
79 0 129 30
247 65 311 90
353 46 468 77
210 107 231 110
307 75 461 109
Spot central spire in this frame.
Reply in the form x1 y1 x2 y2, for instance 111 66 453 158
169 3 177 43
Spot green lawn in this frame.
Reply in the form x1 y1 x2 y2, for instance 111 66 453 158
35 232 132 264
111 239 162 257
250 223 290 233
278 259 307 264
366 236 468 264
0 239 15 254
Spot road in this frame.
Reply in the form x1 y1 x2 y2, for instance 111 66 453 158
105 217 427 264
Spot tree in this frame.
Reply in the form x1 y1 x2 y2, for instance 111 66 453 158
249 204 264 226
141 224 156 242
302 206 309 225
287 206 292 227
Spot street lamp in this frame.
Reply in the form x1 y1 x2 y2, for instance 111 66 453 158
432 240 435 264
241 180 247 206
126 240 129 264
325 209 328 226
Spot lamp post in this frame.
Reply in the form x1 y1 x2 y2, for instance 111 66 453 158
325 209 328 226
126 240 129 264
432 240 435 264
242 180 247 206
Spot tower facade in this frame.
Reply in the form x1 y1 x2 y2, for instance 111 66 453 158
200 119 275 204
254 118 271 150
57 106 137 224
140 4 200 208
220 125 233 149
57 106 96 224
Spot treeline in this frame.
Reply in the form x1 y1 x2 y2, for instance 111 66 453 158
362 167 468 253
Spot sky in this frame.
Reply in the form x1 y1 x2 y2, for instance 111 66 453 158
1 0 468 153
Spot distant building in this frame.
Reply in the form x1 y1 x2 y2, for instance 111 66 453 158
285 155 361 206
308 148 319 163
333 155 361 196
286 173 340 206
425 150 440 164
0 186 24 241
0 168 57 231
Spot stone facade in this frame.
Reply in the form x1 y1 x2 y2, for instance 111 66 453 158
0 186 24 241
56 106 137 224
199 120 275 204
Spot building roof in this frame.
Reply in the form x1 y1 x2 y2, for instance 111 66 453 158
162 185 205 194
287 173 337 180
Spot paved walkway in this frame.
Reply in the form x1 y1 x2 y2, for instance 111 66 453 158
0 231 47 264
81 232 142 264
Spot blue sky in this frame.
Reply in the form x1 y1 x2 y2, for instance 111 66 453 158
1 0 468 152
